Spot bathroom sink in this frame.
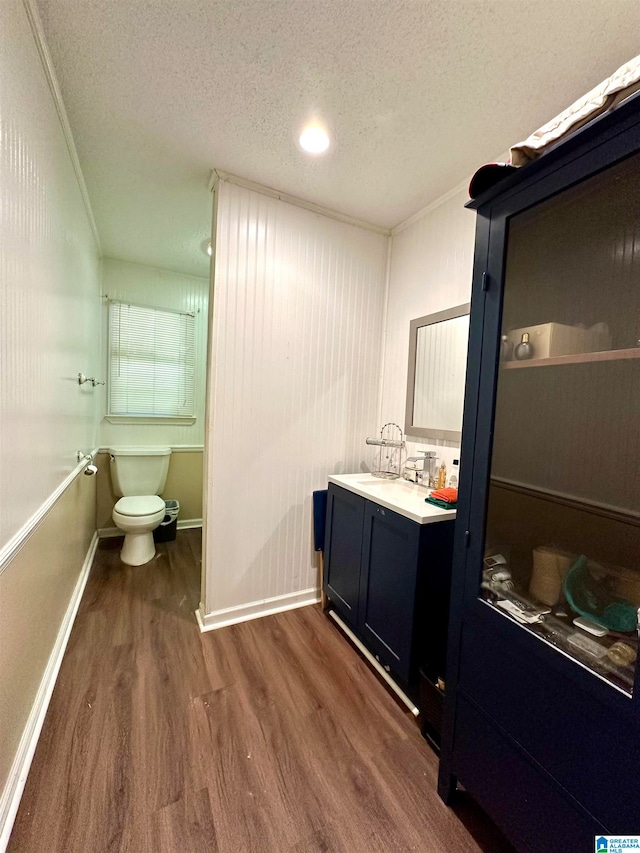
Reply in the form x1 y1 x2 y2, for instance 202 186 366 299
356 477 416 492
329 473 455 525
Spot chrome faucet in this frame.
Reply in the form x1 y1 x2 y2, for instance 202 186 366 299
416 451 437 488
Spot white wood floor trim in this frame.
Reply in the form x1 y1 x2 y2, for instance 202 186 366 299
0 531 99 853
196 588 320 632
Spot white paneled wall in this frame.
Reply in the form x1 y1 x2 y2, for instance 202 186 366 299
0 0 101 552
99 258 209 448
382 189 476 468
202 181 388 620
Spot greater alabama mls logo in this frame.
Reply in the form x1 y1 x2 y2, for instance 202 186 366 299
596 837 640 851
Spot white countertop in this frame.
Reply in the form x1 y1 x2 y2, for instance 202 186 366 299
328 473 457 525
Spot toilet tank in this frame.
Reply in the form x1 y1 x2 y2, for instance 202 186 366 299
109 447 171 496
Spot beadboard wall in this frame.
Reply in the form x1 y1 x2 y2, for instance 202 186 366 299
0 0 101 555
99 258 209 448
201 180 388 624
0 1 100 845
381 188 476 472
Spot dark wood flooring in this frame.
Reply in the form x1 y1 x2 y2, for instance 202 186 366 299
9 530 513 852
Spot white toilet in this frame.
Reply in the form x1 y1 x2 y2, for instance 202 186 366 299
110 446 172 566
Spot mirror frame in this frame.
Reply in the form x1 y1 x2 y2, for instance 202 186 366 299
404 302 470 442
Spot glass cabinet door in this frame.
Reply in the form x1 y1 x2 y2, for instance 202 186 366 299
480 151 640 695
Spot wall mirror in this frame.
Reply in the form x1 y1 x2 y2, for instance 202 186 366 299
405 303 470 441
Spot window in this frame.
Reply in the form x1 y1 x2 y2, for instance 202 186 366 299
108 301 196 419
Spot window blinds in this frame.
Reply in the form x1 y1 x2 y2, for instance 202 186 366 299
108 301 196 418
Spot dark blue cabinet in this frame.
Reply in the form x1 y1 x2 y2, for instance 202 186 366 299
324 484 365 626
324 483 454 686
359 501 421 680
439 92 640 850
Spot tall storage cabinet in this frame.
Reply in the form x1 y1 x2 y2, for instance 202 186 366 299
439 95 640 851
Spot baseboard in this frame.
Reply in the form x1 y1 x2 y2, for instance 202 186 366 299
196 587 320 632
0 531 98 853
98 518 202 538
177 518 202 530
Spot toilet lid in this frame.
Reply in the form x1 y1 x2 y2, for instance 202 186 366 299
114 495 165 516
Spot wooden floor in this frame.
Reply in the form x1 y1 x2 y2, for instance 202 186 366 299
9 530 512 853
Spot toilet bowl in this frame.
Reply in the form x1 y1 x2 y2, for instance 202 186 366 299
112 495 166 566
109 446 172 566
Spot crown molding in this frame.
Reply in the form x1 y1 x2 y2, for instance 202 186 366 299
212 170 391 236
391 177 471 235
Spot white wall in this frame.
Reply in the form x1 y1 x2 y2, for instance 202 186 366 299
0 0 101 554
201 180 388 623
0 0 101 840
380 187 476 473
98 257 209 449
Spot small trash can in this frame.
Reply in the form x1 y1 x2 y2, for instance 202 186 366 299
153 500 180 543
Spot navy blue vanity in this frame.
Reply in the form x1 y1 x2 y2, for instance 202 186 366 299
323 475 455 703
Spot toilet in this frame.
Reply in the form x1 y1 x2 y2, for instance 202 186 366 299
109 446 172 566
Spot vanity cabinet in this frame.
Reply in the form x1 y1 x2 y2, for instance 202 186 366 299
439 93 640 850
323 484 365 626
324 482 455 685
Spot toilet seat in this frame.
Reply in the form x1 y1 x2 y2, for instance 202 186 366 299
114 495 165 516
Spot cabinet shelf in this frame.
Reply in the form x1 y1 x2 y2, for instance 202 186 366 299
502 347 640 369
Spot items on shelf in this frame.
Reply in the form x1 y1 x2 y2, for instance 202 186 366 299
480 544 639 691
505 321 611 359
514 332 533 360
529 545 573 606
607 642 637 667
500 335 514 362
563 555 638 632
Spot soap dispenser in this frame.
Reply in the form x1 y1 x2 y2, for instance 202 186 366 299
437 460 447 489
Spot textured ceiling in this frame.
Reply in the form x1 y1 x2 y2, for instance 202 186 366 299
36 0 640 278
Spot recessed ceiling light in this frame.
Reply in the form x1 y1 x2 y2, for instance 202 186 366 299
299 125 330 154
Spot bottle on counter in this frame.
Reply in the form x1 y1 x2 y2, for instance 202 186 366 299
448 459 459 489
437 460 447 489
